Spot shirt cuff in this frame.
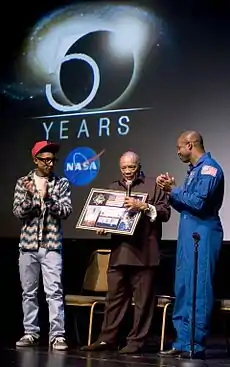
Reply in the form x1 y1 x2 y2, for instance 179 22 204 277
171 186 180 196
145 204 157 222
45 198 60 214
21 199 32 211
21 193 32 210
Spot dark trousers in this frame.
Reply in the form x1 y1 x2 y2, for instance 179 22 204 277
98 265 155 347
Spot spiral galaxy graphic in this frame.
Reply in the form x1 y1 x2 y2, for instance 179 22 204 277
4 3 163 113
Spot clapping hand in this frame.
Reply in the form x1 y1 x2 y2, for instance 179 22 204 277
156 172 176 193
23 177 34 195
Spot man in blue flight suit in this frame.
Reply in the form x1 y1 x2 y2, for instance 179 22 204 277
156 131 224 359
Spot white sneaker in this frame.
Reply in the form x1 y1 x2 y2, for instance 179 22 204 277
16 334 39 347
51 337 68 351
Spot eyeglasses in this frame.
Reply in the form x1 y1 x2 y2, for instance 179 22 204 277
37 157 58 165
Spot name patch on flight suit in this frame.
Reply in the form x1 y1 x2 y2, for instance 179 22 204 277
201 165 217 177
187 171 195 185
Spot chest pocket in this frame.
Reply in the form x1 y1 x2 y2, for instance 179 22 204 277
184 169 199 192
186 171 195 186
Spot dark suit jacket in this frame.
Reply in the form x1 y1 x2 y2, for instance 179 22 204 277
108 175 171 267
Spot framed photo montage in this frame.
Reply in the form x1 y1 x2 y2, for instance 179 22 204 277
76 188 148 235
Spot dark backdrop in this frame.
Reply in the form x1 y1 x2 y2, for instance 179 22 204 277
0 0 230 240
1 0 230 347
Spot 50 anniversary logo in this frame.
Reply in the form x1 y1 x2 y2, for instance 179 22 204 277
15 3 162 141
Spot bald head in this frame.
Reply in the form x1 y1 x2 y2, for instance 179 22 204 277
179 130 204 149
120 151 140 165
177 131 205 164
119 151 140 181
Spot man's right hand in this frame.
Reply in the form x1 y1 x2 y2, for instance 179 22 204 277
96 229 108 236
23 178 34 195
156 172 175 192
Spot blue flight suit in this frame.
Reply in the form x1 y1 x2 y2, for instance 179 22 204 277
170 152 224 353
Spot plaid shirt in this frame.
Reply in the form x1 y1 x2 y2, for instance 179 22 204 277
13 170 72 250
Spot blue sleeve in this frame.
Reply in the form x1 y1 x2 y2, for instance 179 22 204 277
169 195 184 213
170 168 222 213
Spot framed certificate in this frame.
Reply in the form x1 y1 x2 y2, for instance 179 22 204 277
76 188 148 235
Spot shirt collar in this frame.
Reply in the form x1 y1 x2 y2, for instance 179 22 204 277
27 169 55 181
188 152 211 172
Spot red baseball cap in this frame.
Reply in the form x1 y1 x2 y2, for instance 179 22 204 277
31 141 60 157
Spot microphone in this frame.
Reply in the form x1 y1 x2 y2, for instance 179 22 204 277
126 180 132 197
192 232 200 242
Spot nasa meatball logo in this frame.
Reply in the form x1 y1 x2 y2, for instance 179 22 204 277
64 147 104 186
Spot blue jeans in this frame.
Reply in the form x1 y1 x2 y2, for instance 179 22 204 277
19 248 65 342
172 214 223 352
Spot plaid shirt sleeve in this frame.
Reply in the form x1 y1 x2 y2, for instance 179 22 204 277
45 178 72 219
13 178 41 219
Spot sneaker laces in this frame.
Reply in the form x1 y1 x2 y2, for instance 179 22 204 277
22 335 35 342
54 337 66 344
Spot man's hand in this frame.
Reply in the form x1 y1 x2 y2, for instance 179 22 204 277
124 197 147 211
156 172 176 193
96 229 108 236
23 178 34 195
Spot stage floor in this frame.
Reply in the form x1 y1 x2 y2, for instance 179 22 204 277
1 346 230 367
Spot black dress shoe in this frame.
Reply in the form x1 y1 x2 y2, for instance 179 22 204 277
157 348 182 358
177 351 205 360
80 341 116 351
118 345 142 354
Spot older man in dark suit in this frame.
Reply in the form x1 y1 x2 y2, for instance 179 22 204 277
81 151 171 354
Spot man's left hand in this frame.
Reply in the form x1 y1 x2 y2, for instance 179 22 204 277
124 197 147 211
156 173 176 193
